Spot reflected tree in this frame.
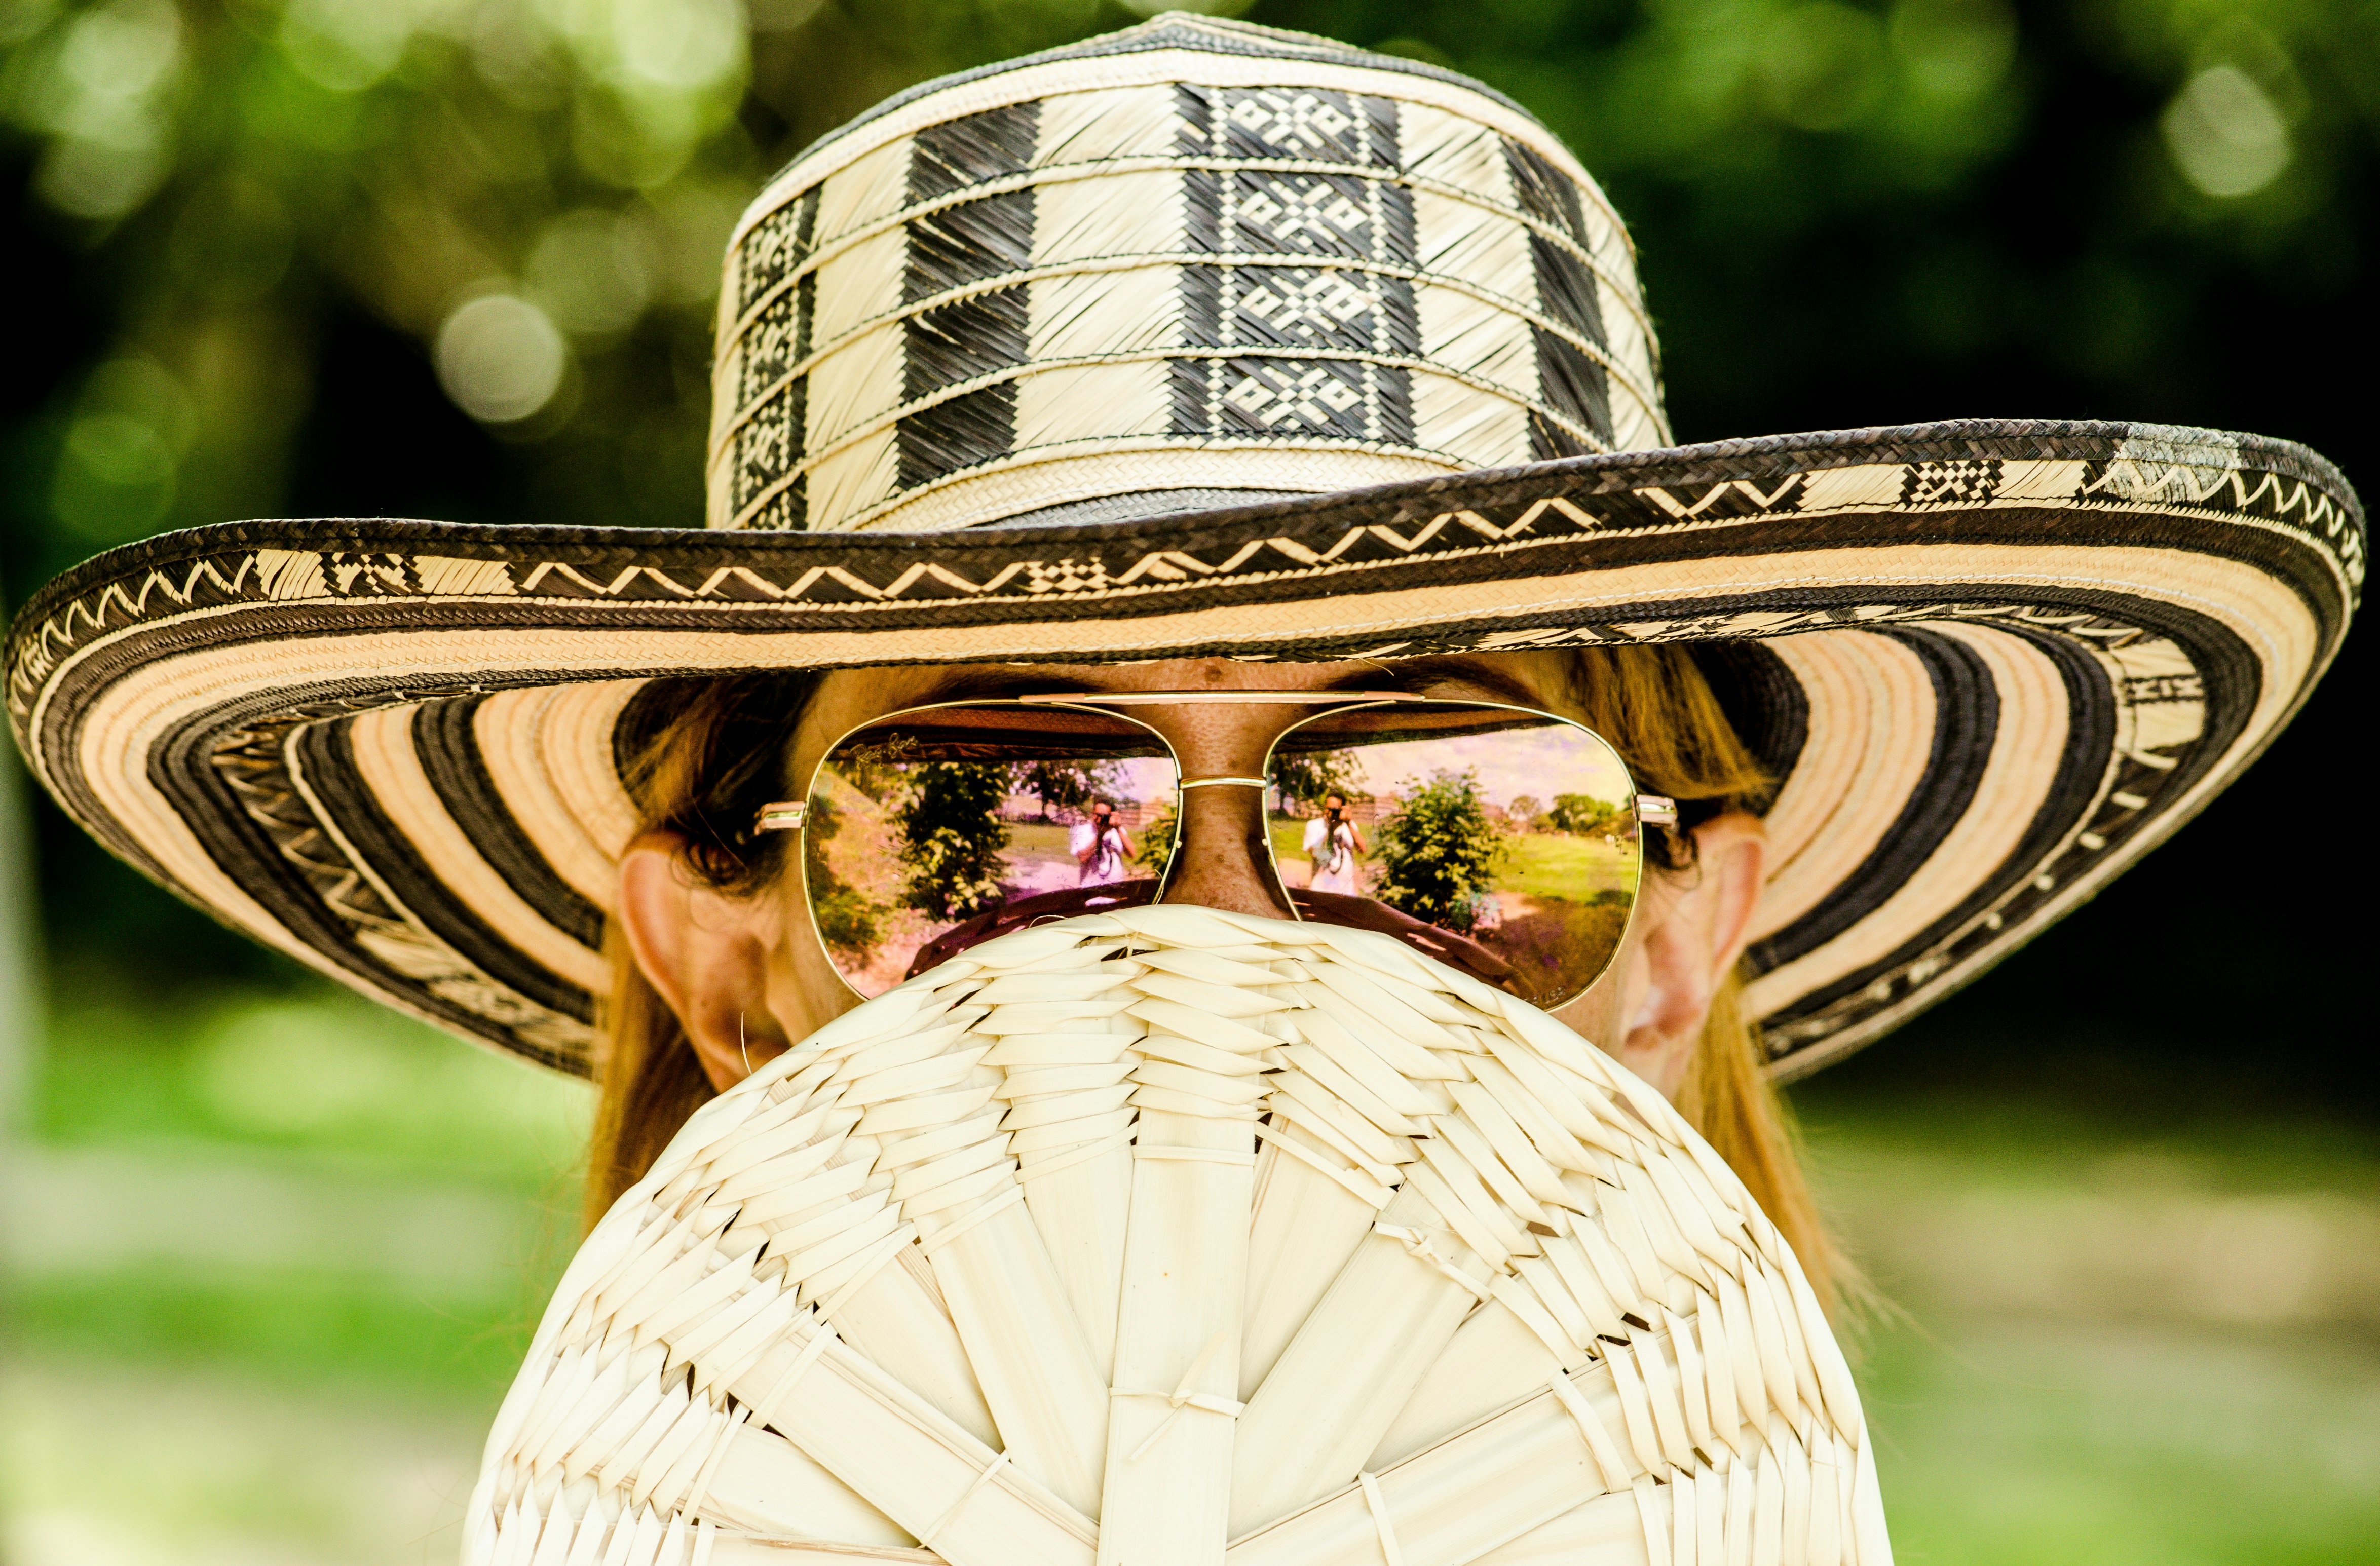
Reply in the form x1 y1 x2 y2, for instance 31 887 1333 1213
1131 798 1178 879
800 792 882 958
1373 769 1506 933
895 762 1009 920
1547 793 1619 836
1015 759 1122 822
1270 748 1362 812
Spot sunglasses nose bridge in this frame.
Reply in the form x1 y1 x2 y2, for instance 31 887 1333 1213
1119 698 1321 922
1152 770 1298 921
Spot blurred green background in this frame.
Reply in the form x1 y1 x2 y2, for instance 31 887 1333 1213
1 1 2371 1562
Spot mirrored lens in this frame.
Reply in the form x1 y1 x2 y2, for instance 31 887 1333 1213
1267 703 1642 1008
805 704 1178 995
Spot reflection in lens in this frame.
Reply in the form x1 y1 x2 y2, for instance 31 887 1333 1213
805 705 1177 995
1268 704 1641 1009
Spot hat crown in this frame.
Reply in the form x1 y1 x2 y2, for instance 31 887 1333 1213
707 14 1668 535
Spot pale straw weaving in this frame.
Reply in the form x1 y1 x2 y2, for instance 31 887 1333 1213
465 906 1886 1566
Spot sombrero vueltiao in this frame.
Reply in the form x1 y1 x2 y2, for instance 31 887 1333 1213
6 15 2361 1083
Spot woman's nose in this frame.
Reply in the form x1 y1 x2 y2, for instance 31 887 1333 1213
1142 706 1296 920
1158 781 1294 919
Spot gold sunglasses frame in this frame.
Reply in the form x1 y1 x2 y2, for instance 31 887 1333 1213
766 691 1674 1006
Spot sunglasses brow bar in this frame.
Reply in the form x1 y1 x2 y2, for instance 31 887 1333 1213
1016 690 1429 706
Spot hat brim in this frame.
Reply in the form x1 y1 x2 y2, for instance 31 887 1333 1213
8 418 2361 1077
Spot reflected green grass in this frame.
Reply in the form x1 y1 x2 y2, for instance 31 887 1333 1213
1495 832 1633 899
1266 818 1635 901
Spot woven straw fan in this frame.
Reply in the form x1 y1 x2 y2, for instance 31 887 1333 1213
464 905 1888 1566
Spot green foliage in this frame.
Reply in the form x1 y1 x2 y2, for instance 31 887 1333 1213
1372 769 1507 932
894 762 1010 920
1015 759 1121 820
1270 747 1362 809
1131 798 1179 878
1547 793 1620 835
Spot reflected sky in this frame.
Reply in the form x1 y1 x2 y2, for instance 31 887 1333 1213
1324 726 1630 811
1076 756 1178 807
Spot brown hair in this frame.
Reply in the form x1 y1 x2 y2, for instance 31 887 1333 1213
583 672 818 1226
1554 646 1850 1316
584 651 1850 1312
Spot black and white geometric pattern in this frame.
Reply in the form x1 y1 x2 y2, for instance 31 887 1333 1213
1173 84 1418 448
714 19 1666 534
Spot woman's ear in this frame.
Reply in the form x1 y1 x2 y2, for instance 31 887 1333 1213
616 831 794 1092
1612 811 1767 1097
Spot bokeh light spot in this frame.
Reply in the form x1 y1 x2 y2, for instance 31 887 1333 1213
435 295 569 423
50 357 195 545
278 0 415 93
1888 0 2016 103
34 137 168 219
612 0 744 90
2162 64 2292 199
26 0 182 218
1756 2 1888 132
527 207 656 334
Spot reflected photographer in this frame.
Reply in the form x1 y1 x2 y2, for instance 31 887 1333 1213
1070 796 1136 887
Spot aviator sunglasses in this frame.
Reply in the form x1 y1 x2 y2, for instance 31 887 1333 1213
758 693 1676 1011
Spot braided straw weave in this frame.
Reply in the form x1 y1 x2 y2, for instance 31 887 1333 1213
465 906 1887 1566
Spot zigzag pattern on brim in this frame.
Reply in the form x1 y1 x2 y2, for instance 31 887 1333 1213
6 421 2360 1077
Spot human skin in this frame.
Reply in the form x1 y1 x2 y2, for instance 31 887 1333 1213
616 652 1767 1109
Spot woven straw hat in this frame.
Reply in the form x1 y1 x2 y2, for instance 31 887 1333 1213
5 13 2362 1081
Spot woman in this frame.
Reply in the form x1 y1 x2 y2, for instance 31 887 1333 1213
603 641 1803 1248
7 17 2355 1564
1300 791 1367 897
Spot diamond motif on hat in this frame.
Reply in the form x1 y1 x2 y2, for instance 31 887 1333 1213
1240 271 1372 341
1025 557 1113 593
1900 457 2002 507
322 552 418 596
1237 174 1369 249
1227 89 1356 152
1223 363 1364 430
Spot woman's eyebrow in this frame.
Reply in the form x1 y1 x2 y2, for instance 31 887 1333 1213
897 659 1541 706
1327 657 1544 707
903 667 1102 706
